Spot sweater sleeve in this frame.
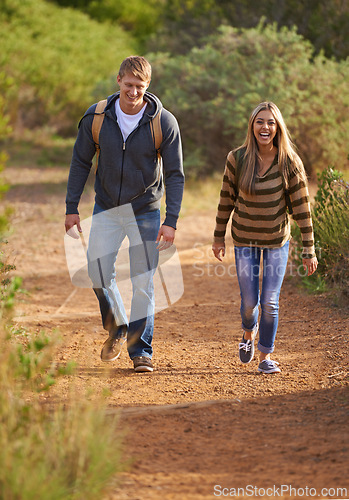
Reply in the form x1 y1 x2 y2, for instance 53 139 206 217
289 171 316 259
213 152 238 243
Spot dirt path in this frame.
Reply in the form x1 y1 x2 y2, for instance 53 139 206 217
4 164 349 499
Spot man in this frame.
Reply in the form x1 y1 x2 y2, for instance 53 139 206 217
65 56 184 372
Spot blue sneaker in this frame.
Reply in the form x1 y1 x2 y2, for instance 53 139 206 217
239 334 256 364
258 359 281 374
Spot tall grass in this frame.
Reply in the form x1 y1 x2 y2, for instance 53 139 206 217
0 155 125 498
0 350 125 499
0 320 126 499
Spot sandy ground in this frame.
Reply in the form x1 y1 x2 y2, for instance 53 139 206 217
3 164 349 500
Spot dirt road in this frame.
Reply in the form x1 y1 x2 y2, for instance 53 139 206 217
4 163 349 499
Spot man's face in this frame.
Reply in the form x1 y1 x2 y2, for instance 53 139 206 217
117 73 149 115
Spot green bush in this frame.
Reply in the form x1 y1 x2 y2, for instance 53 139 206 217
152 0 349 60
0 254 125 499
0 0 137 135
0 330 125 499
47 0 163 43
291 166 349 304
147 22 349 177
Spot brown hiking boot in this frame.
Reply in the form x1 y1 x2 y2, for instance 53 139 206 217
100 335 127 362
132 356 154 373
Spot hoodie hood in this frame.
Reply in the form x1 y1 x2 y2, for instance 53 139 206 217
78 91 163 128
103 91 163 121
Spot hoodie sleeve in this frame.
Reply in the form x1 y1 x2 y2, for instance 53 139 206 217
65 105 96 215
159 109 185 229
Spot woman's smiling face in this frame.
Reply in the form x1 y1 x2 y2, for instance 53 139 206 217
253 109 277 148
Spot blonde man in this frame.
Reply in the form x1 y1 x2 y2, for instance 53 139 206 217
65 56 184 372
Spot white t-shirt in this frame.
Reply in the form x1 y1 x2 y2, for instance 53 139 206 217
115 99 147 141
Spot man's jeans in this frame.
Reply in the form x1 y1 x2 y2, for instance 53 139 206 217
234 241 289 354
87 203 160 359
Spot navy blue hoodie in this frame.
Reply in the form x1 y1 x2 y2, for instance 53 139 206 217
66 91 184 229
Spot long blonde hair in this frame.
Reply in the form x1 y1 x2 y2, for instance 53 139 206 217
236 102 307 194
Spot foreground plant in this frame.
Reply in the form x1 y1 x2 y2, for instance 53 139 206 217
291 166 349 304
0 238 125 498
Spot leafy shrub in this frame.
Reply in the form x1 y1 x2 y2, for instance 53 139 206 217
0 329 125 499
47 0 163 43
291 166 349 304
0 254 125 498
0 237 124 499
0 0 137 135
152 0 349 60
147 22 349 178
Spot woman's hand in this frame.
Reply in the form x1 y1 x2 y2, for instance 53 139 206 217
303 256 318 276
212 242 225 262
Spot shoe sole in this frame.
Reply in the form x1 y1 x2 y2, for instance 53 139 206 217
101 351 122 362
257 367 281 374
134 365 154 372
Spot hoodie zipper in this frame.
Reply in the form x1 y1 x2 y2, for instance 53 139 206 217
117 139 126 206
117 121 148 206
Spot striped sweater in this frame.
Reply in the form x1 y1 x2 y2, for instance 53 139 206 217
214 151 316 259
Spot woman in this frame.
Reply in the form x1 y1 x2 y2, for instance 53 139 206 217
212 102 318 374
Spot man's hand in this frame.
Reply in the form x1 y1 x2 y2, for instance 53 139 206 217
65 214 82 239
212 241 225 262
156 225 175 251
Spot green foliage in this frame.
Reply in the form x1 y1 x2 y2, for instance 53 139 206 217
0 102 16 317
88 0 163 42
0 327 125 499
292 167 349 304
0 0 137 135
148 23 349 177
153 0 349 60
12 330 76 392
0 272 22 312
0 259 124 498
46 0 164 43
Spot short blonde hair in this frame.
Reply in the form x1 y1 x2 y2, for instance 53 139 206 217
118 56 152 82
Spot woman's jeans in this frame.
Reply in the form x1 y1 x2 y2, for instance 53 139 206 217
234 241 289 354
87 203 160 359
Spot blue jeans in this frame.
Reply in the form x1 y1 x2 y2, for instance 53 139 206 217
87 203 160 359
234 241 289 354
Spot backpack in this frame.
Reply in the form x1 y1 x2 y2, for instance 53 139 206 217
234 148 293 215
91 99 163 171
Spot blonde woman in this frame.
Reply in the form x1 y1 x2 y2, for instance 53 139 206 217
212 102 318 374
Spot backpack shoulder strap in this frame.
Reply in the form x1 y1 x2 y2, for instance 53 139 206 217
150 109 163 161
234 147 246 191
92 99 107 172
